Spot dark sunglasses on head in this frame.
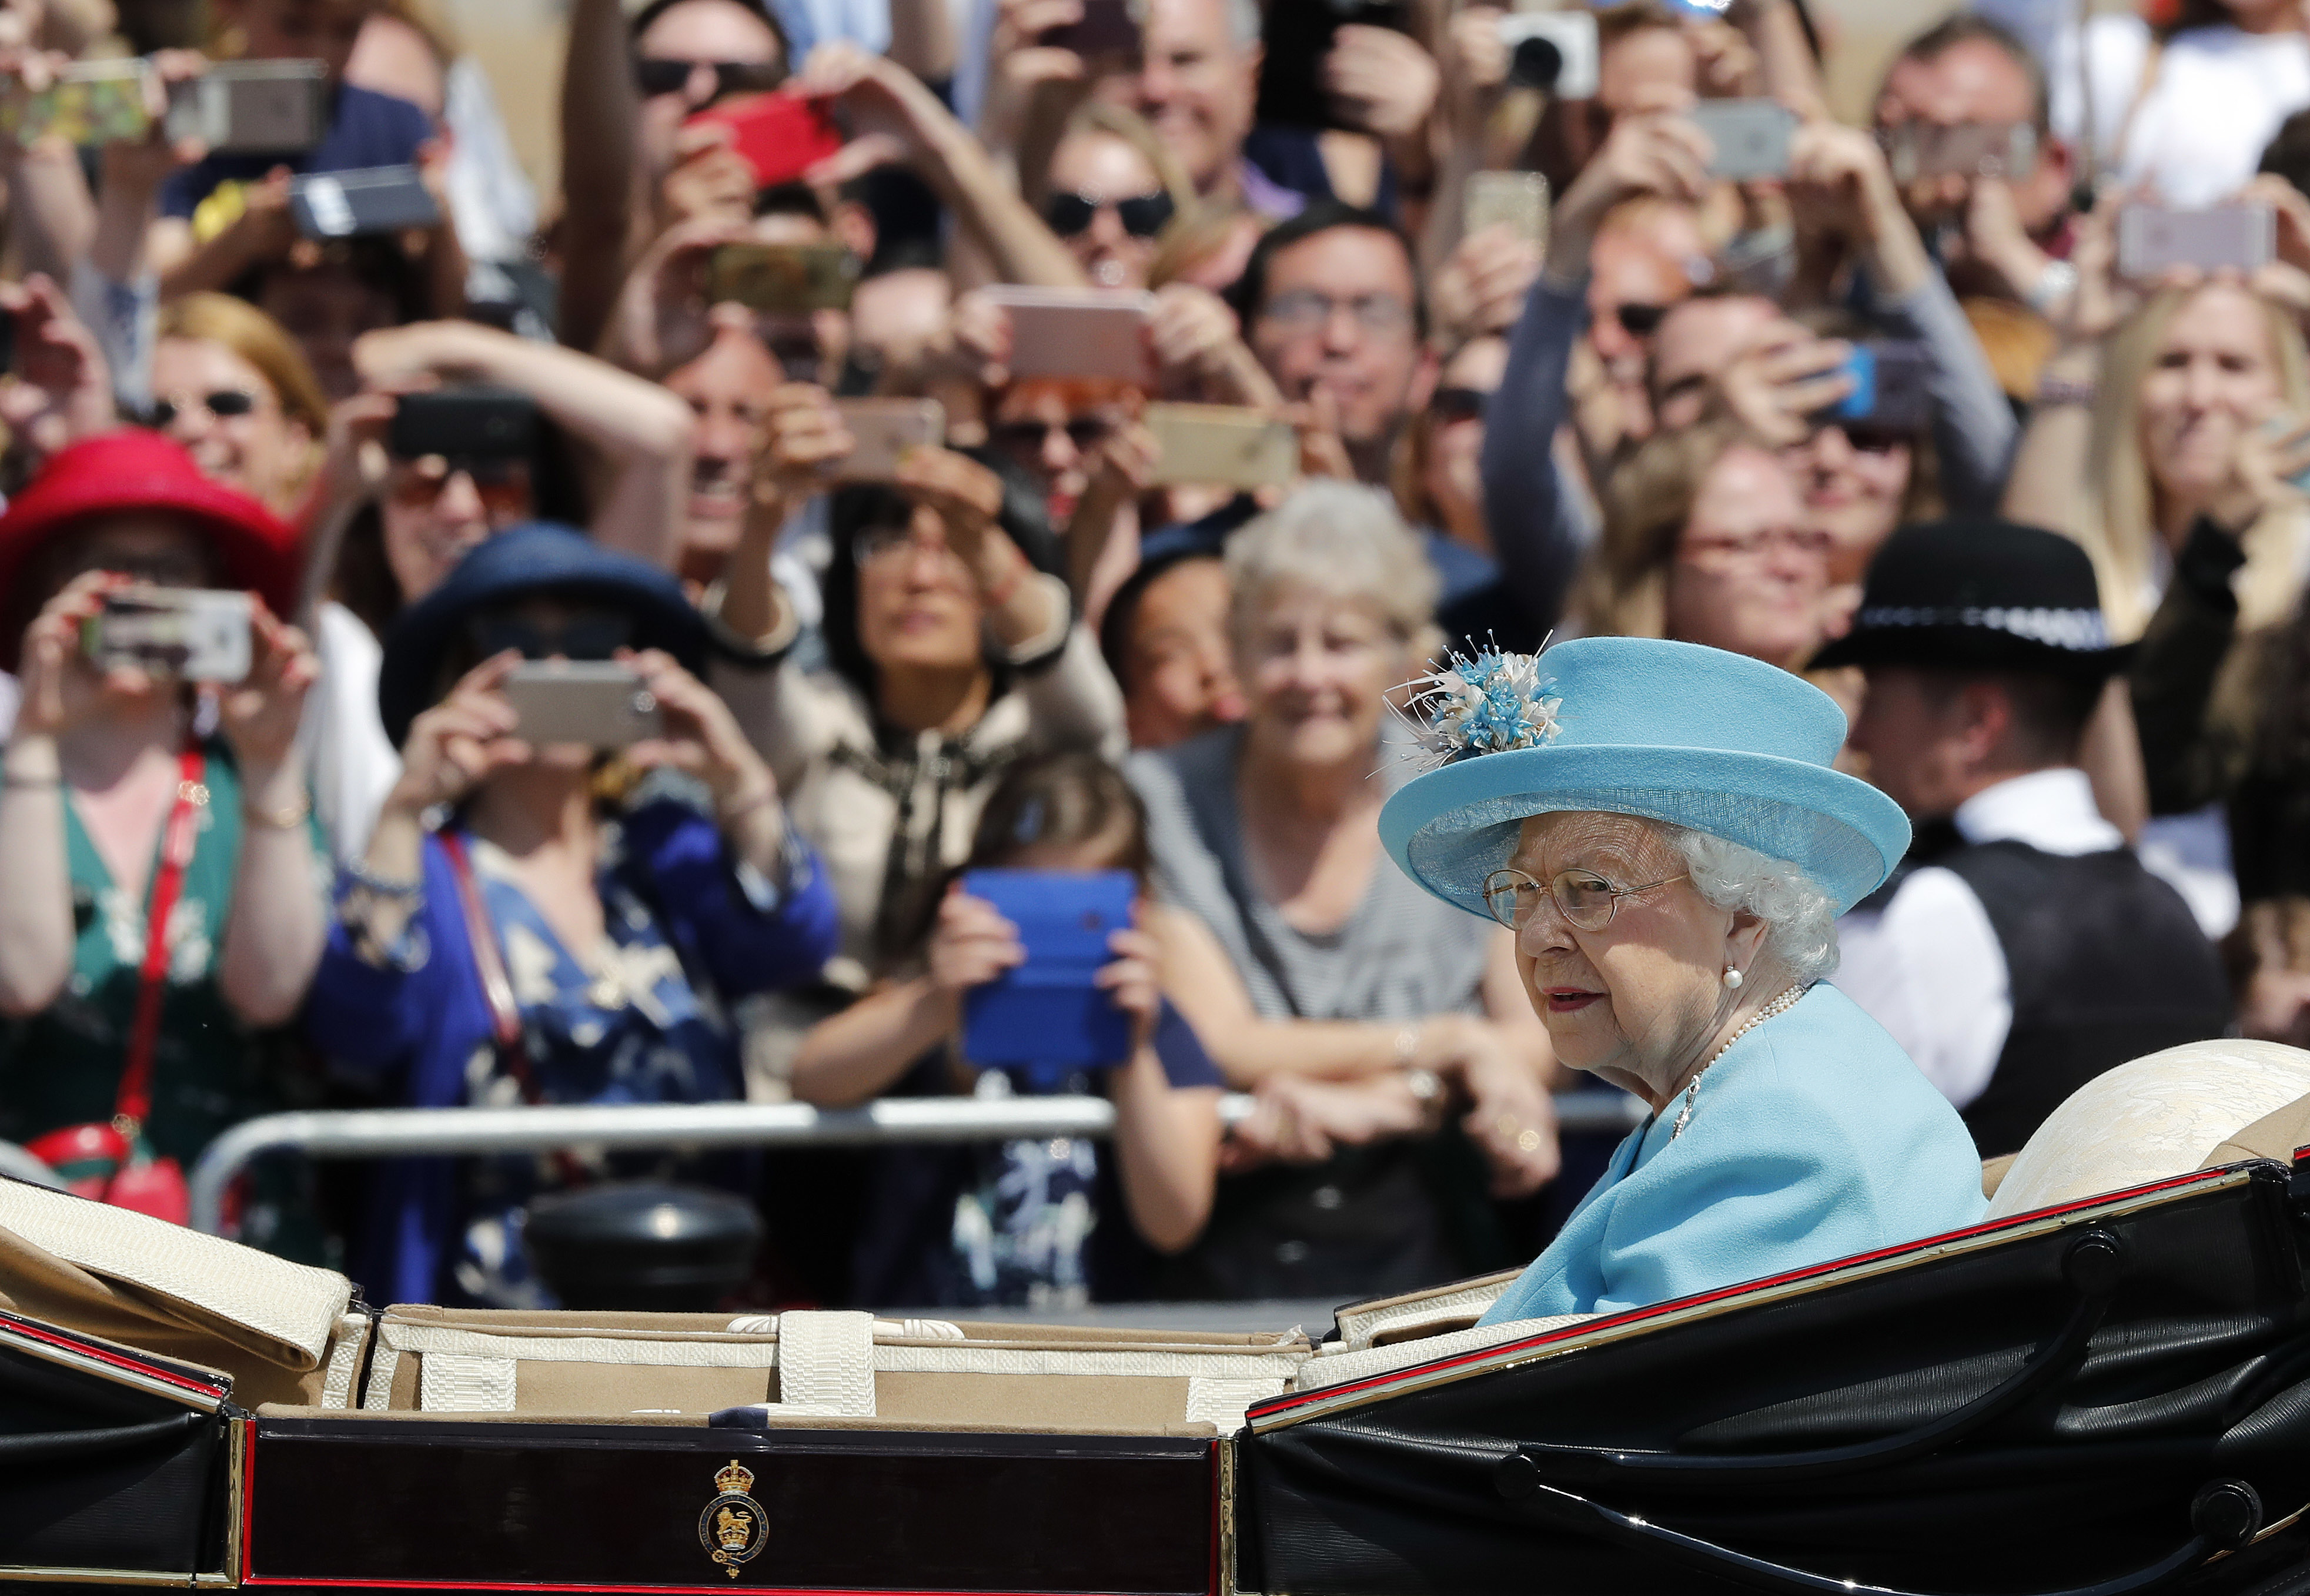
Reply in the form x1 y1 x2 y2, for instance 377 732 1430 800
469 610 634 663
990 416 1116 454
1429 387 1491 425
144 389 259 429
1042 189 1174 239
632 56 786 97
1615 302 1670 338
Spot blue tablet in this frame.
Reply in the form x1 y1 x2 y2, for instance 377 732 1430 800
960 868 1137 1079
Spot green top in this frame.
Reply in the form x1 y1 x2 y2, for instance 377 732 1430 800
0 740 320 1165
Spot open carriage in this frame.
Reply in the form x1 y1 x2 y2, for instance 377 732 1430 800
12 1042 2310 1596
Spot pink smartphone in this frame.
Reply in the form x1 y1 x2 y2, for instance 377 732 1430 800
981 286 1156 387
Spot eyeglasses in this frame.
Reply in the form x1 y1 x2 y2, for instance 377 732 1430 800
1429 386 1491 424
1482 867 1689 932
1615 302 1670 338
854 524 969 574
145 389 260 429
1258 289 1415 338
469 611 633 662
633 56 786 98
1680 525 1836 565
1043 189 1175 239
989 415 1116 455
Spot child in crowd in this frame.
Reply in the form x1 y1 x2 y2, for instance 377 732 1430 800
791 752 1222 1308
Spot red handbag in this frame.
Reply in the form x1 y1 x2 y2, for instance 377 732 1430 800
26 747 206 1225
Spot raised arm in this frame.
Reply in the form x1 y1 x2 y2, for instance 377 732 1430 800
213 604 328 1027
352 320 697 568
0 577 107 1018
556 0 647 352
792 44 1089 289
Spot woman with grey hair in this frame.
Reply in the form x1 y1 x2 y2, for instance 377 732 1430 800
1129 481 1563 1301
1378 633 1987 1323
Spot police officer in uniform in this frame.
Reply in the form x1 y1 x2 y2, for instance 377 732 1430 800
1820 519 2233 1158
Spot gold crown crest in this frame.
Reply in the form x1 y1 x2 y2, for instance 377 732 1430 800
714 1460 755 1495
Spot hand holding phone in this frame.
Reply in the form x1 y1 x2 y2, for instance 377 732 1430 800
958 869 1138 1082
2 59 150 149
1463 170 1549 247
1143 403 1298 488
165 61 328 153
1496 11 1598 96
1828 339 1932 432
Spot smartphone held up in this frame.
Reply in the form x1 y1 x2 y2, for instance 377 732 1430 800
81 588 254 683
2117 203 2275 280
960 869 1138 1085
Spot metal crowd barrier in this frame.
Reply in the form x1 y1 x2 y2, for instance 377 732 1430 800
184 1089 1647 1236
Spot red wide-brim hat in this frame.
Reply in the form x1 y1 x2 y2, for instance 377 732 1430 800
0 430 302 670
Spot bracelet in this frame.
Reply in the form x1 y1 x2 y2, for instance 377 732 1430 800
243 790 313 829
717 784 780 823
341 856 423 899
2034 373 2095 409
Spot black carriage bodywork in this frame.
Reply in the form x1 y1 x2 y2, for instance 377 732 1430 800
1236 1159 2310 1595
11 1157 2310 1594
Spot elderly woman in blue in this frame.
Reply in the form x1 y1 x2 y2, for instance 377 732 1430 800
1378 635 1987 1324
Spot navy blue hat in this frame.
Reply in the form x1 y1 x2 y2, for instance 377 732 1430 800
377 523 709 747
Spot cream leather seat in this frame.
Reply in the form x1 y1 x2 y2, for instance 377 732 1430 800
1984 1039 2310 1221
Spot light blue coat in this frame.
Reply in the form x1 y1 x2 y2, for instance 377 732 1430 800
1479 984 1988 1326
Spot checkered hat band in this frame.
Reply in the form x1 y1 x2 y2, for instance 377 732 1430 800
1854 604 2112 652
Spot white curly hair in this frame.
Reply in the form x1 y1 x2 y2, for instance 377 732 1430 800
1666 825 1841 983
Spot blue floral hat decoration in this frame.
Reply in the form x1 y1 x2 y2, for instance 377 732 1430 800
1378 636 1911 919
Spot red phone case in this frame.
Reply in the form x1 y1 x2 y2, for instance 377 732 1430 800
687 93 846 190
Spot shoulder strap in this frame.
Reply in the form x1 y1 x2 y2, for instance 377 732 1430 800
114 746 208 1134
436 828 544 1102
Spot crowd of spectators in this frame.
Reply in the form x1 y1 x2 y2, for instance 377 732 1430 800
0 0 2305 1313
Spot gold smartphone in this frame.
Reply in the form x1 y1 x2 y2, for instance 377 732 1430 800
832 399 945 481
1144 403 1298 490
1463 170 1550 249
706 242 861 314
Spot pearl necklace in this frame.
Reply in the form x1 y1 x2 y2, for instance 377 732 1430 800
1670 982 1812 1140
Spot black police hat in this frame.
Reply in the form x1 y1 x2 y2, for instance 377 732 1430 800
1809 517 2134 680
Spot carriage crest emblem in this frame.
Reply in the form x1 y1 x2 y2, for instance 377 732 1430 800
698 1460 767 1577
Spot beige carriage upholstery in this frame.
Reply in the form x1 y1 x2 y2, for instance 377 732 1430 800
1984 1040 2310 1220
360 1304 1313 1434
0 1176 371 1408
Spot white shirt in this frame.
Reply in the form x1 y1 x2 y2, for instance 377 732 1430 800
1833 768 2123 1111
298 601 403 864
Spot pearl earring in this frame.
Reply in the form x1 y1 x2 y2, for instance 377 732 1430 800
1723 965 1744 990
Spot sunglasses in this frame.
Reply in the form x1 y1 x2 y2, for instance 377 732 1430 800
394 456 532 517
1615 302 1670 338
145 389 259 428
632 56 786 98
1042 189 1174 239
1838 423 1913 456
1429 387 1491 424
989 416 1116 454
469 611 633 663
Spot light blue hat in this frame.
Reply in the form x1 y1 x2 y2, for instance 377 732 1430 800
1378 637 1910 919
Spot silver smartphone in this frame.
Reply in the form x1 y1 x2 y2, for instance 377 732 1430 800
82 587 253 682
165 61 328 154
2118 203 2275 279
501 661 663 750
1689 99 1798 182
980 286 1156 386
